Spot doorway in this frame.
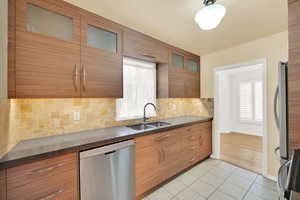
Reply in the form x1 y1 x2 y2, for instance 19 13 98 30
213 59 267 175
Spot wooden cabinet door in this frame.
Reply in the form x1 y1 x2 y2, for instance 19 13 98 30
15 0 81 98
195 122 212 160
6 153 79 200
81 12 123 98
169 52 186 98
0 169 6 200
288 0 300 156
184 57 200 98
135 133 165 198
157 129 183 179
123 29 169 63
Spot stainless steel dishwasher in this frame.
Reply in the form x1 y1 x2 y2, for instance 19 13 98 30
80 140 135 200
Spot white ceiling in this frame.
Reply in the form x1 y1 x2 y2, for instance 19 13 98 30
65 0 288 55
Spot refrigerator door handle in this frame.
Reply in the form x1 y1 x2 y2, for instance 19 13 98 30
274 85 280 131
278 160 291 200
274 146 281 161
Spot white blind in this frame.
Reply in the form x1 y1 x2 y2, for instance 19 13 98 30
116 57 156 120
239 81 263 123
239 82 253 121
254 81 263 122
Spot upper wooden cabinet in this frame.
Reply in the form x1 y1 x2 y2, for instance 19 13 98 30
14 0 81 98
80 12 123 98
158 50 200 98
9 0 123 98
123 29 169 63
8 0 200 98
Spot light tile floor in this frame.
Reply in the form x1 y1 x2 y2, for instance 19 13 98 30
142 159 278 200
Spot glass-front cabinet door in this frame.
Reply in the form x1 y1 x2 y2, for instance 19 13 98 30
15 0 81 98
171 53 184 68
185 58 200 98
187 59 199 73
81 13 123 98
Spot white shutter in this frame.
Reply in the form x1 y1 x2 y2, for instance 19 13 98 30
116 57 156 120
239 82 253 121
254 81 263 122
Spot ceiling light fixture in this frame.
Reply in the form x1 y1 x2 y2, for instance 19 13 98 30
195 0 226 31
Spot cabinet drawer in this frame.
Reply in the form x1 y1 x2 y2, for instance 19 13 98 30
6 153 78 200
123 29 169 63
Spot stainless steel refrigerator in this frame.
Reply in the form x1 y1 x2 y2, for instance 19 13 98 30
274 61 289 199
275 62 300 200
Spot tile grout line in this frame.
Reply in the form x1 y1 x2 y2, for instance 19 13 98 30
240 174 259 200
205 167 238 199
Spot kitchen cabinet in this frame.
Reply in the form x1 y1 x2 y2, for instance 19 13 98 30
185 57 200 98
5 152 79 200
135 121 212 198
13 0 81 98
9 0 123 98
288 0 300 156
123 29 169 63
80 11 123 98
0 169 6 200
8 0 200 99
158 50 200 98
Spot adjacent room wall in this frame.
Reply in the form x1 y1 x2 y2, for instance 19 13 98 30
201 31 288 177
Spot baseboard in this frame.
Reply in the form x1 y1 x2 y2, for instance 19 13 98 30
264 174 277 182
210 154 219 159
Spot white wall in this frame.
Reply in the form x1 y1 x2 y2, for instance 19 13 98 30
201 31 288 177
0 0 8 98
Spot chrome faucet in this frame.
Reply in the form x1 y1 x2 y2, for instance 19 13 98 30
143 103 157 123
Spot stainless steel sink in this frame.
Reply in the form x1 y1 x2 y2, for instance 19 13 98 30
146 121 171 127
127 124 154 131
127 121 171 131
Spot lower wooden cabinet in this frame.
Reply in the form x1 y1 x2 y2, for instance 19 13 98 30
5 152 79 200
0 169 6 200
135 121 212 198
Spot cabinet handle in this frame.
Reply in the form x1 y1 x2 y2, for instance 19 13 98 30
73 64 79 91
37 189 64 200
27 163 64 175
82 64 86 91
141 53 156 59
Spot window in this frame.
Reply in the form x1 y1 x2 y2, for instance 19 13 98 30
116 57 156 120
239 81 263 123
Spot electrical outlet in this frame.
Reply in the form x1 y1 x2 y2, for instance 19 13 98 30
73 111 80 121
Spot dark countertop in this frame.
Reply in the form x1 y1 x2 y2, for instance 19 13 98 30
0 116 212 168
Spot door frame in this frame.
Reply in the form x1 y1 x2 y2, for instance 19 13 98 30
213 58 268 176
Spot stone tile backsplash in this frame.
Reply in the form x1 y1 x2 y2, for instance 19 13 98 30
0 98 213 158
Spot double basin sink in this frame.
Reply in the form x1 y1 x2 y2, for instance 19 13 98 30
127 121 171 131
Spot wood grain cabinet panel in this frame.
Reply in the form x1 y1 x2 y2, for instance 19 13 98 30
135 121 212 198
158 50 200 98
14 0 81 98
80 12 123 98
0 169 6 200
123 29 169 63
288 0 300 156
6 153 79 200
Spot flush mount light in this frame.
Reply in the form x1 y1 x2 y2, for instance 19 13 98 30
195 0 226 31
